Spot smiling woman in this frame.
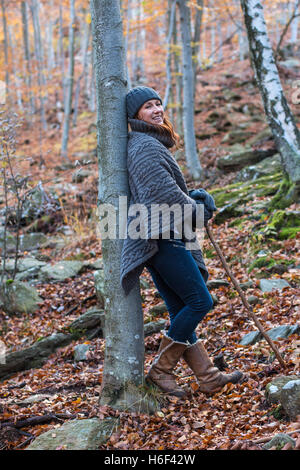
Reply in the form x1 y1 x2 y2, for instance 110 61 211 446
137 99 164 125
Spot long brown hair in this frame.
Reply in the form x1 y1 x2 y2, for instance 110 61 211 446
159 115 181 149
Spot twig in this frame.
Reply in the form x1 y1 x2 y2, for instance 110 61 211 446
205 223 286 369
0 413 76 429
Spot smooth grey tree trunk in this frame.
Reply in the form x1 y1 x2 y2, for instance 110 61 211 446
59 1 66 108
29 0 48 130
240 0 300 201
173 5 183 137
177 0 202 180
192 0 203 94
163 0 176 109
1 0 10 105
21 1 35 116
61 0 75 161
90 0 155 413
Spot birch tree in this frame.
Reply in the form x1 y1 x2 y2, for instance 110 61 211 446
90 0 155 412
177 0 202 180
240 0 300 205
1 0 10 105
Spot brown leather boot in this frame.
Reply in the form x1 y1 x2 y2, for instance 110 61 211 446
146 334 189 398
182 340 243 394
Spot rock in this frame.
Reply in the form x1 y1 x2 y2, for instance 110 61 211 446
94 270 105 308
247 295 260 305
0 256 46 273
239 330 261 346
0 281 42 315
0 232 49 253
247 127 273 146
280 380 300 420
265 375 300 404
221 130 254 145
235 154 282 182
240 324 299 346
149 302 167 316
213 202 246 225
267 324 300 341
26 418 119 450
262 433 296 450
74 344 90 362
206 279 230 288
39 260 84 282
239 280 254 290
83 259 103 270
72 169 92 183
259 278 291 292
217 147 277 172
279 58 300 70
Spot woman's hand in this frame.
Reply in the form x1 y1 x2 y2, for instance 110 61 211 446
189 189 217 224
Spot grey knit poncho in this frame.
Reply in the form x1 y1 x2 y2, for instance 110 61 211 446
120 118 208 295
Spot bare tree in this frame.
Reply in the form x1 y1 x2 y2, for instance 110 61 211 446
21 1 36 116
90 0 154 412
61 0 76 161
241 0 300 206
177 0 202 180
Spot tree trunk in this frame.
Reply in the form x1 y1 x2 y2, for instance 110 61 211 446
90 0 156 413
240 0 300 204
163 0 176 109
21 1 36 116
1 0 10 105
61 0 76 161
29 0 48 130
173 5 183 137
192 0 204 94
177 0 202 180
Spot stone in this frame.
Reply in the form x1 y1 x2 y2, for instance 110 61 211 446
259 278 291 292
26 418 119 450
74 344 90 362
39 260 84 282
279 58 300 69
217 148 277 173
221 130 253 145
149 302 167 316
0 281 42 315
265 375 300 404
247 295 260 305
206 279 230 288
267 324 300 341
239 330 262 346
240 324 299 347
262 433 296 450
72 169 92 183
280 380 300 420
235 154 282 182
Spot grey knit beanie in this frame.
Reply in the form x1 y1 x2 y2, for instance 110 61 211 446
126 86 162 119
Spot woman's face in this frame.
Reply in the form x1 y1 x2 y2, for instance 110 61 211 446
137 99 164 125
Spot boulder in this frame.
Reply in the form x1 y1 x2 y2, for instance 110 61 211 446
0 281 42 315
74 343 90 362
26 418 119 450
265 375 299 404
235 154 282 182
221 130 253 145
72 169 92 183
240 324 299 346
217 147 277 172
259 278 291 292
262 433 296 450
280 380 300 420
39 260 84 282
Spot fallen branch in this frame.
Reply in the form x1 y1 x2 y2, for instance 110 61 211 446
0 412 76 430
0 309 166 381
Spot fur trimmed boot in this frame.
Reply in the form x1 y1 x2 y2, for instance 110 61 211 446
146 334 189 398
182 340 243 394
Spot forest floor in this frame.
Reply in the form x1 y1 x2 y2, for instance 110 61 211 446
0 48 299 451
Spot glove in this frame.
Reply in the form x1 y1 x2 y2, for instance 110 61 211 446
189 188 217 225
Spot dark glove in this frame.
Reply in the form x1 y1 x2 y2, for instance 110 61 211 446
189 188 217 224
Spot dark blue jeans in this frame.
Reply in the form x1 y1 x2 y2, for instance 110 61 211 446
145 239 213 344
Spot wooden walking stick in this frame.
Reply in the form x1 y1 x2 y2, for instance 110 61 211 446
205 223 286 369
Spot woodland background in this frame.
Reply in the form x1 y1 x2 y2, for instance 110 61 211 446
0 0 299 451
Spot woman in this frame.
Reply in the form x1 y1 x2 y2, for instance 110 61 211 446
120 86 243 398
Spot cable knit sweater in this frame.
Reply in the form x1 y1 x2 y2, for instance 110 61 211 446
120 119 208 295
